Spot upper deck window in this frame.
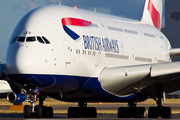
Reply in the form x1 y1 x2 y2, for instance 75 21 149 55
91 24 99 28
42 36 50 44
17 37 25 42
124 29 138 35
144 33 156 38
160 36 164 39
26 37 36 42
108 26 123 32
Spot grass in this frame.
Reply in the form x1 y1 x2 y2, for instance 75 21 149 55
1 98 180 114
2 98 180 106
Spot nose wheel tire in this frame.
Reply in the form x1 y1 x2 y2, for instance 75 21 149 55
24 105 31 118
36 105 42 118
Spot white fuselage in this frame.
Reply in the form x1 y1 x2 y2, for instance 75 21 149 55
5 5 170 94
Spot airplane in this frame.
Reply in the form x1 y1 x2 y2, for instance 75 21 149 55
0 0 180 118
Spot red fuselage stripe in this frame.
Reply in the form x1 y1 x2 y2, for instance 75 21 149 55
62 18 92 27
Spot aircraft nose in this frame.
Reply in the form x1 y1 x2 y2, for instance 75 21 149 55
5 42 57 75
5 44 34 75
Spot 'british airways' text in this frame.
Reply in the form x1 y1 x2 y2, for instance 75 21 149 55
83 35 119 53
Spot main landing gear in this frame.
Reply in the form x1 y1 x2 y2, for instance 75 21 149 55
118 84 171 119
118 102 146 118
148 84 171 118
68 102 97 118
23 88 54 118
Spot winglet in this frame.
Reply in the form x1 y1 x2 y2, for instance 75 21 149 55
141 0 163 30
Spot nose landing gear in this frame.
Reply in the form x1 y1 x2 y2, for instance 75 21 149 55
23 87 53 118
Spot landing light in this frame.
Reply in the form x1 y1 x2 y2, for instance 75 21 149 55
74 6 77 9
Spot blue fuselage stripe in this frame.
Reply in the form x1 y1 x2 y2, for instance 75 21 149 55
63 26 80 40
8 74 148 102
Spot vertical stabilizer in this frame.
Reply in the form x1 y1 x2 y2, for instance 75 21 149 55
141 0 163 30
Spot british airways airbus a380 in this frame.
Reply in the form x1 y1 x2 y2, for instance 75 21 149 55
1 0 180 118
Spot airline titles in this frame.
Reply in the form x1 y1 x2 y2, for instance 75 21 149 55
83 35 119 53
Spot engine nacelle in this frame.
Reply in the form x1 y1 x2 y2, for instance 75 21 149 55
7 92 26 103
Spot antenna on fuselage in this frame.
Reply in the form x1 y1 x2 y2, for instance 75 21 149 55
94 8 96 12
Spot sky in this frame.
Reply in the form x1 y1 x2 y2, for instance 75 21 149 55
0 0 165 62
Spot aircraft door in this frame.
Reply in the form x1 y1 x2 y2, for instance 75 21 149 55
95 51 100 66
62 40 71 64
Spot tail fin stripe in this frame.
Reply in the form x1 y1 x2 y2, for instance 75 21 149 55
147 0 161 30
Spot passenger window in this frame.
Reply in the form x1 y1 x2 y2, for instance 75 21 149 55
42 36 50 44
10 36 18 44
37 36 45 44
17 37 25 42
26 37 36 42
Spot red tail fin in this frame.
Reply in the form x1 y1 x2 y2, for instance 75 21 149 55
141 0 162 30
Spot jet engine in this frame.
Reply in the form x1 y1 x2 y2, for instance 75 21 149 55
7 92 26 103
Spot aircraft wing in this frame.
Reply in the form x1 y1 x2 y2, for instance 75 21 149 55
0 89 12 93
98 62 180 97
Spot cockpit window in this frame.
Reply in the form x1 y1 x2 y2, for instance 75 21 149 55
42 36 50 44
17 37 25 42
26 37 36 42
37 36 45 44
10 36 18 44
16 36 50 44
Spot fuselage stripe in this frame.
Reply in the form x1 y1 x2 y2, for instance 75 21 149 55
61 18 92 40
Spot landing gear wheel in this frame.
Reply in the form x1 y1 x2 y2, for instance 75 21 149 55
46 106 53 118
90 107 97 118
68 107 76 118
118 107 131 118
68 107 97 118
24 105 31 118
139 107 146 118
118 107 146 118
36 105 42 118
161 107 171 118
85 107 97 118
133 107 146 118
42 106 53 118
148 107 159 118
